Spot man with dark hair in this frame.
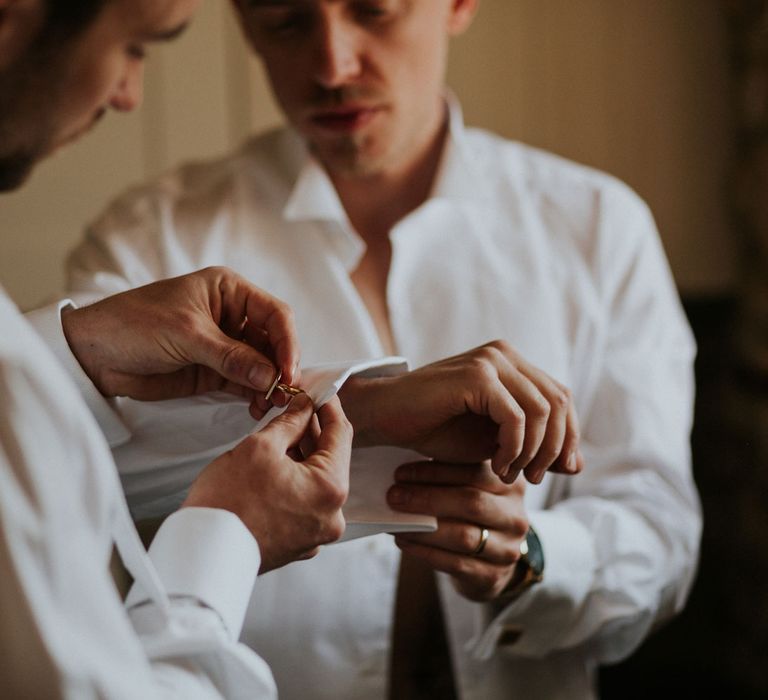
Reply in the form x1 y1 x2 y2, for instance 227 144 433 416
1 1 584 696
45 0 110 35
0 1 355 696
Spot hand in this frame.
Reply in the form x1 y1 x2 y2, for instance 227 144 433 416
182 394 353 574
340 340 583 484
387 460 528 602
62 266 299 402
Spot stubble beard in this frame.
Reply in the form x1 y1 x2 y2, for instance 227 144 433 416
310 129 392 178
0 30 72 192
0 83 52 192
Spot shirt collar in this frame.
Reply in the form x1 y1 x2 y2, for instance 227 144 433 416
282 93 486 226
282 153 351 225
429 94 487 204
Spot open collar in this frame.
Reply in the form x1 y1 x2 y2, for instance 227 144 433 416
281 94 487 228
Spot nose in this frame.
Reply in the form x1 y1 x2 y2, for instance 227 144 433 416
109 60 145 112
313 18 362 89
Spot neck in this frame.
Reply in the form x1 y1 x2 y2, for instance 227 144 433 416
330 106 449 244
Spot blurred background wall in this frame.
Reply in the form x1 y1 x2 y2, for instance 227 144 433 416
1 0 765 696
0 0 735 308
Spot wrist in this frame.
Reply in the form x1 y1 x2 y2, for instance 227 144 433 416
61 306 94 378
338 376 393 447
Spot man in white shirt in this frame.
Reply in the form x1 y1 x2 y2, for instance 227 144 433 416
2 2 584 697
0 1 356 696
66 0 702 698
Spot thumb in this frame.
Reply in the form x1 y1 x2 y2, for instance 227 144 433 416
259 393 315 449
201 331 281 393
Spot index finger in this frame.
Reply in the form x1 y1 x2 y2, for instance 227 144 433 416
220 271 301 385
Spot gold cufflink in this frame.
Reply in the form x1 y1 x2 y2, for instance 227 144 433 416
265 371 304 400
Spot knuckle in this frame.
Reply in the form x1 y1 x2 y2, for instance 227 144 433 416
467 353 496 382
459 527 480 553
534 440 561 465
550 385 571 411
463 490 486 521
508 406 526 429
476 343 503 365
325 478 349 510
516 446 537 465
540 444 562 465
220 343 245 375
529 395 551 421
489 338 512 355
338 414 354 439
202 265 225 282
323 513 346 543
560 432 580 458
273 299 295 323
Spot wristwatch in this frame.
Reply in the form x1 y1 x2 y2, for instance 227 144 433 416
499 525 545 601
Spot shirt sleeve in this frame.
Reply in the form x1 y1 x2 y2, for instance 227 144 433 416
25 300 132 448
473 185 701 664
0 357 276 699
125 508 277 700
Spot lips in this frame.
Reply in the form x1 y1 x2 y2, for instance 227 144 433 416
309 105 382 133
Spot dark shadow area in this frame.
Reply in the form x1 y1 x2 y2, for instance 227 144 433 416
600 296 768 699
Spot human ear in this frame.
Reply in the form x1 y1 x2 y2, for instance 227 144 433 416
0 0 45 70
447 0 479 37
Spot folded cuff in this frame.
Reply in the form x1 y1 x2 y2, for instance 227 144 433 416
471 507 596 660
125 507 261 639
25 300 131 447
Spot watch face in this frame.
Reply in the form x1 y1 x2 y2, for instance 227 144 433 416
526 527 545 578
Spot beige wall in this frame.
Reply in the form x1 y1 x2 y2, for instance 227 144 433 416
0 0 735 310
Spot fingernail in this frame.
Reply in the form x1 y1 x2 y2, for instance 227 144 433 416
566 451 576 473
250 363 277 391
387 486 410 506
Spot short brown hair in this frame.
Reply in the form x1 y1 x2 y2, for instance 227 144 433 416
43 0 112 40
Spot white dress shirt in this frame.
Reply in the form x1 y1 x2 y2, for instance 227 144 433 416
0 289 277 698
66 101 702 700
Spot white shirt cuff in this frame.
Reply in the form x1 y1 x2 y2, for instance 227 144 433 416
125 507 261 640
252 356 410 431
472 508 596 659
25 300 131 447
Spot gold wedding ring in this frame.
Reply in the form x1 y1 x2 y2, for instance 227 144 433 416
472 527 490 556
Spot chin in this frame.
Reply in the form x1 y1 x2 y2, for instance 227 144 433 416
315 139 389 177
